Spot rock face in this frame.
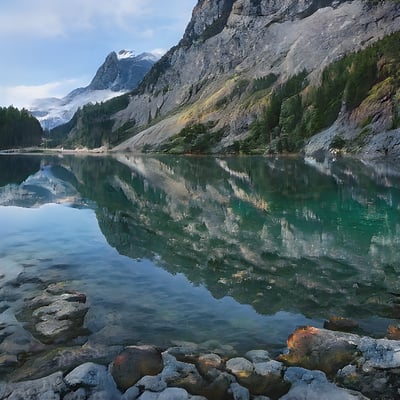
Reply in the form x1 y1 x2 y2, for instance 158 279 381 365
89 51 158 92
93 0 400 154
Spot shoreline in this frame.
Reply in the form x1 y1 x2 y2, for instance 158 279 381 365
1 282 399 399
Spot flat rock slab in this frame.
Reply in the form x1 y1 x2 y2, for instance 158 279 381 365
27 285 89 344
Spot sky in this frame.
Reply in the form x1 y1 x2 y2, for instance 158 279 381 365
0 0 197 109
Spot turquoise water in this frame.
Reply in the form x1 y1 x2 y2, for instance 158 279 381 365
1 154 400 364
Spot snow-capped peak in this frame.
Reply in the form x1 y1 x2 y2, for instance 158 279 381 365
117 50 135 60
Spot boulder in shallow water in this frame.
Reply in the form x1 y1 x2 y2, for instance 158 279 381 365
278 326 359 376
27 286 89 344
324 316 359 333
111 345 163 391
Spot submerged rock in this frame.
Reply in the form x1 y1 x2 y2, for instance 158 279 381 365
27 285 89 344
323 316 359 333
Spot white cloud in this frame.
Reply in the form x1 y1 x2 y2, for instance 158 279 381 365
0 0 193 38
0 79 87 109
151 48 167 58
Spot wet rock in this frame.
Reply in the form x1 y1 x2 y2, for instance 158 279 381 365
27 286 89 344
0 354 18 368
336 363 394 399
162 352 231 400
0 371 66 399
226 357 254 380
281 367 368 399
0 309 46 374
65 362 121 399
8 341 122 382
7 271 45 288
111 345 164 391
386 324 400 340
226 356 287 397
196 353 223 378
324 316 359 332
161 352 205 393
278 326 359 376
245 350 271 363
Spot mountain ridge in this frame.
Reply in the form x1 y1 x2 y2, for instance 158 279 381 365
31 51 158 130
55 0 400 159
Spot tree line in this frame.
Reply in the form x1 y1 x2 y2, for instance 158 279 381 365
0 106 43 150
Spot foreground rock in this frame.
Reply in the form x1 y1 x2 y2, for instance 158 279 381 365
280 326 400 399
3 326 400 399
111 345 164 391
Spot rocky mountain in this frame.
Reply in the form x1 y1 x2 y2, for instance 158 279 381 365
57 0 400 159
31 50 158 130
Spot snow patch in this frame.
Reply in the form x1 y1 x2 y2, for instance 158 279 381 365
117 50 135 60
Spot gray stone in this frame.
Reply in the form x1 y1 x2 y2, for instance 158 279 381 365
0 371 66 400
197 353 223 378
135 374 167 392
254 360 283 378
226 357 254 377
281 367 369 400
161 352 203 386
121 385 140 400
138 392 159 400
358 337 400 370
245 350 271 363
64 388 87 400
33 299 88 321
65 362 121 400
158 388 189 400
229 382 250 400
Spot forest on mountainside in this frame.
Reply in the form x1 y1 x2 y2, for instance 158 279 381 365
236 32 400 154
0 106 43 150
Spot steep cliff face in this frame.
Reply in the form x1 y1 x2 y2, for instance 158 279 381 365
64 0 400 156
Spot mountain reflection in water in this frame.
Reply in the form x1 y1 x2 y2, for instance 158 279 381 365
1 154 400 354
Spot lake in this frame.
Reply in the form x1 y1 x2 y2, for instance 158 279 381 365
1 153 400 377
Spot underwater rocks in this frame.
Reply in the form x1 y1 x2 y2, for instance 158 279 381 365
26 283 89 344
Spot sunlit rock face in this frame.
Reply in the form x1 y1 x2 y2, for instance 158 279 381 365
111 0 400 151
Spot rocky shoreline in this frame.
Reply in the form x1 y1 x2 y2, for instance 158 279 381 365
1 283 400 399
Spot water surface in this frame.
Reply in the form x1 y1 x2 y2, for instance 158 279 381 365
1 154 400 370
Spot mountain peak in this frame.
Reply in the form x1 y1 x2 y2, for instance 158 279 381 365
117 50 135 60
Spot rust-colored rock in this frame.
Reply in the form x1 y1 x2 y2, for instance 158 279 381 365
279 326 359 376
324 316 359 332
110 345 163 391
387 325 400 340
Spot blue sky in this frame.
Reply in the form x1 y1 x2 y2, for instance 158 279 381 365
0 0 197 108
